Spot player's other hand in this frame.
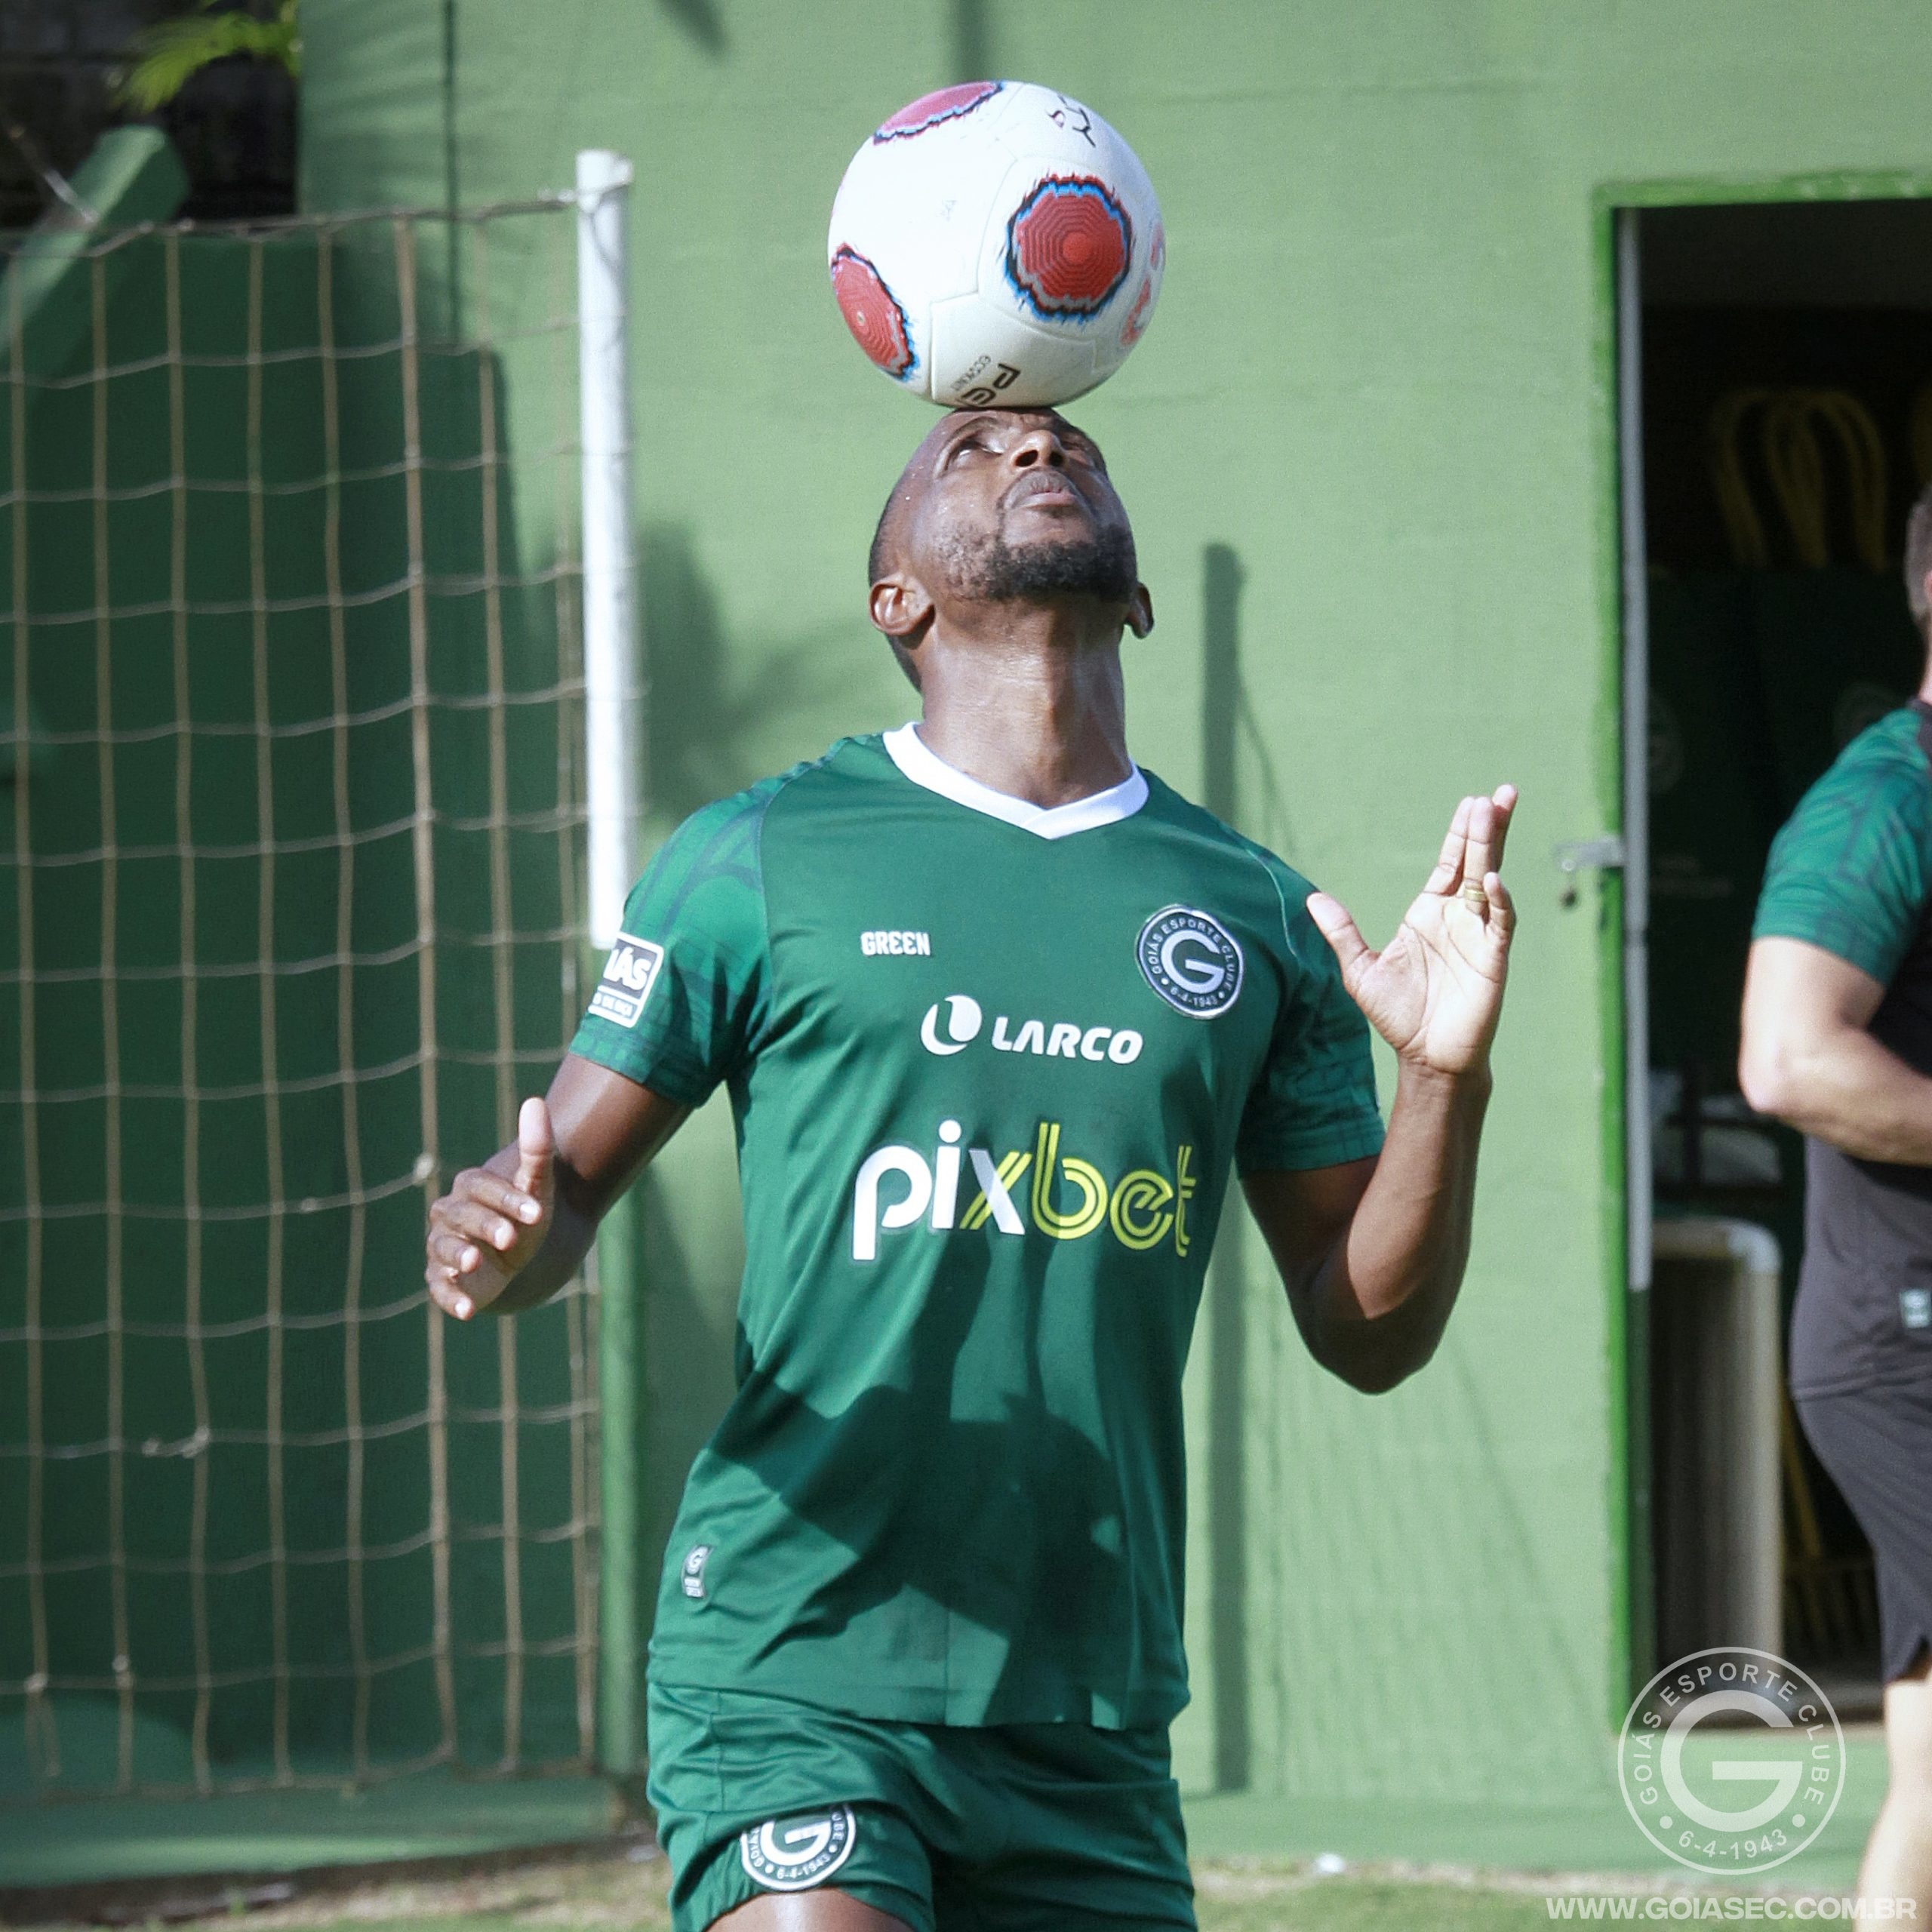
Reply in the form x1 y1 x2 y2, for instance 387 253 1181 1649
1306 786 1518 1079
425 1096 554 1320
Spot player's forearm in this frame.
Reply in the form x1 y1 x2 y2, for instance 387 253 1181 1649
1309 1060 1490 1391
472 1142 598 1315
1740 1021 1932 1164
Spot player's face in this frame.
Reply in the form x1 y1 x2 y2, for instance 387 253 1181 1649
907 408 1140 608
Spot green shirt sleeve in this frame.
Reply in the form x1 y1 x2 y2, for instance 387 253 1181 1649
1752 709 1932 986
568 786 773 1106
1236 855 1386 1174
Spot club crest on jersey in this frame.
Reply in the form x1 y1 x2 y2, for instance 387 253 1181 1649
680 1543 712 1600
1137 906 1243 1018
589 932 664 1029
740 1806 857 1892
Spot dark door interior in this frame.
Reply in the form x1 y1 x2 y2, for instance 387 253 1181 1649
1635 198 1932 1709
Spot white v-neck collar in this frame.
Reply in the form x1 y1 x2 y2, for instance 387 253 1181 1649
882 722 1148 840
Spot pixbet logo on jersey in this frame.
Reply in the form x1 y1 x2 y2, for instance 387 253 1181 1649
852 1118 1197 1262
920 992 1144 1064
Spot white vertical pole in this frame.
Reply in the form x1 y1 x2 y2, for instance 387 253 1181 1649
577 149 639 946
577 147 647 1783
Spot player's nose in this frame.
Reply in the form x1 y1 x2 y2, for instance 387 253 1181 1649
1008 423 1067 470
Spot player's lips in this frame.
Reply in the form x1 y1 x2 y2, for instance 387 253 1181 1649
1002 471 1086 512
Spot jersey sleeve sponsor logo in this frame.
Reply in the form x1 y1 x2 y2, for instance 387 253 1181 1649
852 1118 1196 1261
588 933 665 1029
918 992 1143 1064
739 1806 857 1892
860 928 931 955
1137 906 1244 1018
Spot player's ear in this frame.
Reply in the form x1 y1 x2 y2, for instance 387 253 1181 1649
870 572 934 643
1125 583 1154 639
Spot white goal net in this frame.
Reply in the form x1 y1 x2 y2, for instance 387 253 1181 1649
0 193 603 1798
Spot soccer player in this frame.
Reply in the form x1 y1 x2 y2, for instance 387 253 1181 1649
1740 487 1932 1922
426 408 1515 1931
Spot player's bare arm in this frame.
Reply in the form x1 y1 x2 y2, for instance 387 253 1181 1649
1246 785 1516 1392
1740 937 1932 1163
424 1057 688 1321
715 1887 912 1932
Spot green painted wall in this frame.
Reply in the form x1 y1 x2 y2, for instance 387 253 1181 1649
295 0 1932 1814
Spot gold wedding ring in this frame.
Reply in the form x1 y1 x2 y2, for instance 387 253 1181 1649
1460 881 1489 907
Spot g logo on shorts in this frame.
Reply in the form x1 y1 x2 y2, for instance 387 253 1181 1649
1137 906 1244 1018
739 1806 857 1891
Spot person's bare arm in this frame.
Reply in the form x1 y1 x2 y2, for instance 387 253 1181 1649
1246 1062 1491 1393
1244 787 1515 1393
1739 935 1932 1164
424 1052 691 1320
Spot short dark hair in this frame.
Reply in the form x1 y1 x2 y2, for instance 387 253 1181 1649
869 489 897 586
869 484 921 689
1906 480 1932 635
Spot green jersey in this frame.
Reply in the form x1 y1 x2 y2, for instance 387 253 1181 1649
571 726 1383 1728
1752 699 1932 1395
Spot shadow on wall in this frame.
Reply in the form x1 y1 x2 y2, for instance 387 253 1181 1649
1201 542 1248 1793
950 0 991 82
1195 542 1604 1799
659 0 728 56
641 522 859 821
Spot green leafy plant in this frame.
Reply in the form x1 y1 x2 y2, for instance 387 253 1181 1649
114 0 300 114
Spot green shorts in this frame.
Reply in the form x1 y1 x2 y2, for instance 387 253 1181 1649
646 1680 1195 1932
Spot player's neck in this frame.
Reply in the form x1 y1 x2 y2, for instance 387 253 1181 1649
915 610 1133 808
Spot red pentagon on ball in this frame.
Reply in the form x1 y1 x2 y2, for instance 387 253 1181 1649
830 245 915 379
872 81 1003 142
1004 176 1133 318
1119 219 1164 346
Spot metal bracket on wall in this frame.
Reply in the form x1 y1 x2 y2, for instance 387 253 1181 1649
1554 833 1628 907
4 122 97 226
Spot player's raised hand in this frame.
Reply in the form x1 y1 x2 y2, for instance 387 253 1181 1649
1306 786 1518 1078
425 1096 555 1320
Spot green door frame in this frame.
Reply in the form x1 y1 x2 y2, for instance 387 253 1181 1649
1589 168 1932 1725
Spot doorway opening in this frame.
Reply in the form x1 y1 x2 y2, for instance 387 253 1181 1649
1625 198 1932 1714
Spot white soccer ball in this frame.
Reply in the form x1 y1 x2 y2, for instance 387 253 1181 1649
827 81 1164 409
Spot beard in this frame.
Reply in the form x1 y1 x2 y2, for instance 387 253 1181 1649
937 521 1138 606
